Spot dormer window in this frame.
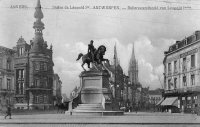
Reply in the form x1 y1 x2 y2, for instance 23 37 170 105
184 39 187 45
169 47 172 51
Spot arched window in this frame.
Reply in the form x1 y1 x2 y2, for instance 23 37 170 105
7 58 11 70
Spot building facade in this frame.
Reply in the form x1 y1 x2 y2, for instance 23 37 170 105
148 89 163 111
0 47 15 110
163 31 200 113
103 44 125 109
13 0 54 110
53 74 62 105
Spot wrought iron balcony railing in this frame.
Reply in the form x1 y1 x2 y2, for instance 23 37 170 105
164 86 200 94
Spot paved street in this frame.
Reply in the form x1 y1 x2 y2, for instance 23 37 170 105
0 112 200 127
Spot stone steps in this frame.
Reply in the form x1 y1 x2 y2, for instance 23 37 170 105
74 103 104 111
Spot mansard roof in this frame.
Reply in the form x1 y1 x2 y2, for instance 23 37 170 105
165 31 200 55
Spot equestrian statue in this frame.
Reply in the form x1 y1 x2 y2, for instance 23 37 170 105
76 40 110 71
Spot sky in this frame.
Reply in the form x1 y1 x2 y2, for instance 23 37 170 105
0 0 200 97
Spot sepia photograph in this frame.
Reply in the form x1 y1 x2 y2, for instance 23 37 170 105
0 0 200 126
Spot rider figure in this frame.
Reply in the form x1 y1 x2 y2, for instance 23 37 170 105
88 40 95 62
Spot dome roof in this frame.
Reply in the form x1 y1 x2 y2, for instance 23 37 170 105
29 33 45 53
34 0 43 19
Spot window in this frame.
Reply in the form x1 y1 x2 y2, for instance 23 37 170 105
168 79 171 90
174 61 177 73
20 83 24 94
168 63 171 74
44 77 47 87
183 76 187 86
191 74 195 86
120 90 123 98
7 59 11 70
18 70 21 79
16 83 19 94
0 58 3 68
191 55 195 68
35 96 39 103
174 78 177 89
19 47 24 56
21 70 24 78
0 78 2 89
34 79 40 87
44 95 48 103
7 79 11 90
35 62 40 71
183 57 186 71
44 63 47 71
40 62 44 70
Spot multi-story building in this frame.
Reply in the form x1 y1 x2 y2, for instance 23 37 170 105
53 74 62 105
13 0 54 110
0 46 15 109
123 75 130 107
104 44 124 109
163 31 200 113
148 89 163 110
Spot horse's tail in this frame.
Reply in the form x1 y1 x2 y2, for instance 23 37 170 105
76 53 83 61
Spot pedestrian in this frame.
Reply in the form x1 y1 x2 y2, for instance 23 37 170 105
135 105 138 113
4 106 11 119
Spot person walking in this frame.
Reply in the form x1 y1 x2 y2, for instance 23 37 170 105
4 106 11 119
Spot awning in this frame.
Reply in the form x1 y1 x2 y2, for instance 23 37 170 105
161 97 178 106
156 97 164 106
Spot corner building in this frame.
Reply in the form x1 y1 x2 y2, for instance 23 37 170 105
14 0 54 109
0 47 15 109
163 31 200 113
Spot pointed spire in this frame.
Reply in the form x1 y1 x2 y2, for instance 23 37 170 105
129 43 136 70
128 42 138 84
33 0 44 32
113 43 119 66
34 0 43 19
131 43 136 62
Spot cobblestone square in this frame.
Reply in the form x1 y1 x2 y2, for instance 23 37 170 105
1 112 200 127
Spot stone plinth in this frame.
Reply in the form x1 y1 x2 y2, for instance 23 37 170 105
70 70 123 116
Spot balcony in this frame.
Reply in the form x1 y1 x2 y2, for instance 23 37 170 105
168 71 172 76
182 67 187 72
190 66 196 71
0 89 15 95
26 85 52 91
173 70 178 75
164 86 200 94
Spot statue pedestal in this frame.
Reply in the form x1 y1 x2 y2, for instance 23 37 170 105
70 70 123 116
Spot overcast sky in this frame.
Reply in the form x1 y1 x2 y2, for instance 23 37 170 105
1 0 200 96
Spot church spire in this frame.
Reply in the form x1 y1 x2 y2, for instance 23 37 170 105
128 42 138 84
129 43 136 70
113 43 119 66
130 43 136 63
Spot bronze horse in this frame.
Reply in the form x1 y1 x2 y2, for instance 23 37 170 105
76 45 109 71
